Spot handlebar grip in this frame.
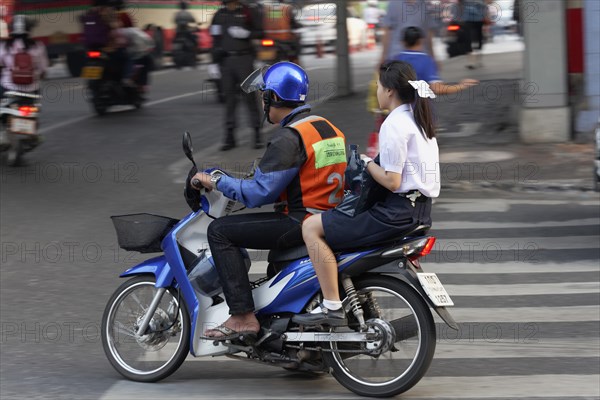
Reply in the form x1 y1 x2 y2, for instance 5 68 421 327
191 178 201 189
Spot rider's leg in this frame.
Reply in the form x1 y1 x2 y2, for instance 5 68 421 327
205 212 303 337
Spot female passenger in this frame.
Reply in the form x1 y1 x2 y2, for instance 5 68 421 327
294 61 440 326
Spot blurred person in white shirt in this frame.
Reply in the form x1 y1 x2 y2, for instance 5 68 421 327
0 15 48 97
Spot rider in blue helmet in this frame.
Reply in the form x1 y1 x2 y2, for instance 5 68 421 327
189 62 348 340
241 61 309 125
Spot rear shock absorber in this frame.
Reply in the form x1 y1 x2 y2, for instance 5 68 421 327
341 276 366 330
363 292 382 319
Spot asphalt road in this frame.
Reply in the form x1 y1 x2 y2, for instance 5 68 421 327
1 45 599 400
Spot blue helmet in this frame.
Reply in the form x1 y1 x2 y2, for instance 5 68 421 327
263 62 309 103
242 62 309 104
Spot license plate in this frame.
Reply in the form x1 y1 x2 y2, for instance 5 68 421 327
417 272 454 307
258 49 277 61
10 117 36 135
81 66 103 79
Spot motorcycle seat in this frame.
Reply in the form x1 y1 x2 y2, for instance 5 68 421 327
267 225 431 265
268 245 308 264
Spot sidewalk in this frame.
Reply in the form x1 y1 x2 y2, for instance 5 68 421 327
205 50 597 194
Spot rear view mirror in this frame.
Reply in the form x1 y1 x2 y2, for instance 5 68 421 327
182 131 196 167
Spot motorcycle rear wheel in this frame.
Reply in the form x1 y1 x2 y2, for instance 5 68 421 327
323 276 436 397
6 140 24 166
101 276 190 382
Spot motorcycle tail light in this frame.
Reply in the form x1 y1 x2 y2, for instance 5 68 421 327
18 106 38 117
382 236 436 260
368 24 376 29
447 25 460 32
87 51 102 58
419 237 436 257
261 39 274 47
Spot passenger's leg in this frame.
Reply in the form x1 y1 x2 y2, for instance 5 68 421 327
295 214 346 326
302 214 340 302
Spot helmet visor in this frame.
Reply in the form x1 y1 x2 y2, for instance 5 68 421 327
241 65 270 94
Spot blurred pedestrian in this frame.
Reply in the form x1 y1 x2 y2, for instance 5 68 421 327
210 0 264 151
371 0 437 157
394 26 478 96
513 0 522 37
363 0 381 27
263 0 302 64
174 1 197 50
113 0 134 28
458 0 488 69
0 15 48 98
378 0 437 66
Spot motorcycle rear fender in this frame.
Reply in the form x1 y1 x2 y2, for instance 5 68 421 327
119 255 175 288
360 260 459 331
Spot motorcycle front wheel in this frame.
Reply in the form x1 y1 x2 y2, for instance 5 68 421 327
101 276 190 382
323 276 436 397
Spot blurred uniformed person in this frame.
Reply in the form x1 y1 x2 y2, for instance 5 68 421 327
263 0 301 64
210 0 264 151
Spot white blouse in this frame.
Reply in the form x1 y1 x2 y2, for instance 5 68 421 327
378 104 441 198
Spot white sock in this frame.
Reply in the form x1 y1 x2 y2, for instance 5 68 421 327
322 299 342 311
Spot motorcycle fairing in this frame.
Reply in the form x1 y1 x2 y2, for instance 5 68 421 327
119 255 174 287
257 249 377 315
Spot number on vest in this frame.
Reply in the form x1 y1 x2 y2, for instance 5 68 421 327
327 172 343 205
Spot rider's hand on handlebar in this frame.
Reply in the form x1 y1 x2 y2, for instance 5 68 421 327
191 172 214 191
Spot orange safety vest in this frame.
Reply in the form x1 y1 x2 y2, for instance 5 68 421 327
279 116 347 217
263 3 294 41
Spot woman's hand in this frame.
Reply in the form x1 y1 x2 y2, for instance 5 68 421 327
191 172 213 191
360 154 373 167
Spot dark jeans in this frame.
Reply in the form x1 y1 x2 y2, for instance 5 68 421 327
207 212 304 315
221 53 260 139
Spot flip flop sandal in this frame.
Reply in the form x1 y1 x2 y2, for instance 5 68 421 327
199 325 258 342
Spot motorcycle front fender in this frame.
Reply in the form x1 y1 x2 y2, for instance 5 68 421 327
119 255 175 288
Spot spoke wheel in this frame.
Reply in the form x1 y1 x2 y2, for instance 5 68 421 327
101 276 190 382
323 276 436 397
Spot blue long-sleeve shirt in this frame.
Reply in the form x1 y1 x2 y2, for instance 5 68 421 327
216 108 310 211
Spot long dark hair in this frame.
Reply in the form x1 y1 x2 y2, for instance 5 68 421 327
379 60 435 139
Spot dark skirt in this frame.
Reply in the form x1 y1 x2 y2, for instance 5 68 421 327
322 192 432 250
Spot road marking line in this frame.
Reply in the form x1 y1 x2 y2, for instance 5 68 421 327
145 89 211 107
178 338 600 361
444 282 600 296
405 375 599 399
37 116 90 134
99 374 600 399
433 218 600 229
435 305 600 323
38 89 211 134
434 235 599 250
436 198 600 206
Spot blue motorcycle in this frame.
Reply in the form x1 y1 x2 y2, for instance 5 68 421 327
101 132 458 397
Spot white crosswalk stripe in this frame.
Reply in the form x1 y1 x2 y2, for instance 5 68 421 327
101 198 600 399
